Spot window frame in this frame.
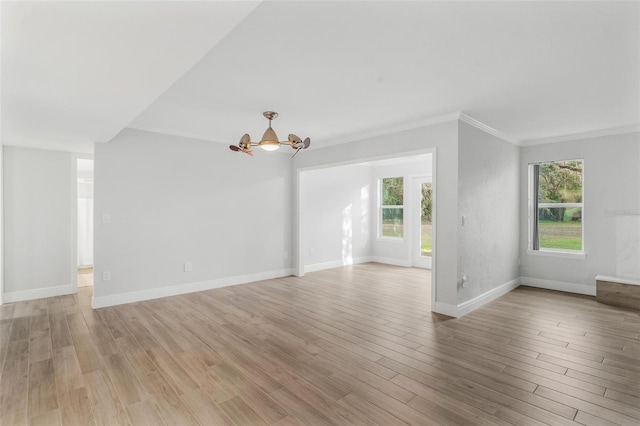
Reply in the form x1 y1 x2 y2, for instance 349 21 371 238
378 176 405 240
527 158 585 259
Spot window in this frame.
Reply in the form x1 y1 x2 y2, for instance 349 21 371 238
380 177 404 238
421 182 433 256
529 159 583 253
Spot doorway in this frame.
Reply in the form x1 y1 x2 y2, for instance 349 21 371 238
296 149 437 311
77 158 94 287
412 177 433 269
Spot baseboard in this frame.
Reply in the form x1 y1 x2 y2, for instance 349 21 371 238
520 276 596 296
304 256 412 273
92 268 294 308
304 257 373 273
3 284 75 303
369 256 412 267
432 302 458 317
457 278 521 317
432 278 520 318
595 274 640 286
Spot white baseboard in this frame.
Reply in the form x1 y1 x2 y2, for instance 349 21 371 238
3 284 75 303
304 256 414 273
432 278 520 318
92 268 293 309
457 278 521 317
432 302 458 317
370 256 412 267
520 276 596 296
595 275 640 286
304 257 373 273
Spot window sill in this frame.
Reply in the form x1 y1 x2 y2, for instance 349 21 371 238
377 237 405 243
526 249 586 260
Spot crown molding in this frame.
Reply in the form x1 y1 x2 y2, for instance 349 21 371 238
129 116 639 151
457 113 521 146
521 123 640 146
124 126 300 156
131 111 518 150
131 112 464 149
2 136 95 154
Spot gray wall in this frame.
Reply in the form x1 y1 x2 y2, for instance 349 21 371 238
3 146 75 300
457 121 520 303
520 132 640 291
93 128 293 305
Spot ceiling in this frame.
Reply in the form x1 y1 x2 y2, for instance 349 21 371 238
2 1 638 153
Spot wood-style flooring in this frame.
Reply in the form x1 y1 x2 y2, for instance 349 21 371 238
77 268 93 288
1 263 639 425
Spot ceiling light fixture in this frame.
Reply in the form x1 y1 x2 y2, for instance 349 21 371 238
229 111 311 158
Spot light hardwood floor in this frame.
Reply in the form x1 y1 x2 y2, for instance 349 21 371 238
1 263 639 425
77 268 93 288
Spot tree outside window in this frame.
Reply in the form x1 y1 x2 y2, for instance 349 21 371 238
531 159 583 252
380 177 404 238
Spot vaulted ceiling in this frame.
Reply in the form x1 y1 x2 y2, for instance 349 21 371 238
2 1 638 153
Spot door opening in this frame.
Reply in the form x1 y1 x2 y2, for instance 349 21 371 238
296 149 437 312
77 158 94 287
412 177 432 269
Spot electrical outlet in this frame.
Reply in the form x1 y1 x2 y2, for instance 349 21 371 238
283 251 289 260
461 275 469 288
102 213 111 224
184 262 192 272
103 271 111 281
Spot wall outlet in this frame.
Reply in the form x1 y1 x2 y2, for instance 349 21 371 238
283 251 289 260
102 213 111 224
309 247 314 256
184 262 192 272
461 275 469 288
103 271 111 281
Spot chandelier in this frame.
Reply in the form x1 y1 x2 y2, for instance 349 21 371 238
229 111 311 158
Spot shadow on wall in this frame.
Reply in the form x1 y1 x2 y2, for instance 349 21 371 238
342 184 372 266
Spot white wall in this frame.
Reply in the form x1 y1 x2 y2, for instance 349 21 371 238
93 128 293 307
3 146 75 301
458 121 520 305
294 120 459 310
0 144 3 304
300 156 432 272
301 164 372 271
371 158 432 264
520 132 640 293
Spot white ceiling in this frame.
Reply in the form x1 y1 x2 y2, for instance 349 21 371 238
2 1 638 152
1 1 260 151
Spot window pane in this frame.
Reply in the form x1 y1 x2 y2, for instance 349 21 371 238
538 207 582 250
538 160 582 204
382 177 403 205
421 183 432 256
382 208 403 238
